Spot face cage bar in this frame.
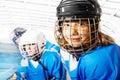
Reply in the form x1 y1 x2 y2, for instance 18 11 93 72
19 43 41 59
54 18 99 55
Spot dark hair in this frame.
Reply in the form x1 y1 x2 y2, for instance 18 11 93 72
98 32 115 46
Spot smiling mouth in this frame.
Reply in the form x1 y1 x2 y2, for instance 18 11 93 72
28 51 34 54
71 38 80 41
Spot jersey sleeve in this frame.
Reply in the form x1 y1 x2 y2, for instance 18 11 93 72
44 51 66 80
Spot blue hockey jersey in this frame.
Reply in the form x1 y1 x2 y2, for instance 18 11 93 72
16 41 66 80
77 44 120 80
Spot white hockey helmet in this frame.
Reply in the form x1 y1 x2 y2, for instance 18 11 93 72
18 29 46 55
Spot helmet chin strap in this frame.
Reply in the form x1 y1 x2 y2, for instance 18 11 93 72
27 46 48 71
28 52 41 61
28 45 45 61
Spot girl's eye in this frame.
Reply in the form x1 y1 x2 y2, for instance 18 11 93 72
32 43 35 45
67 24 70 26
64 24 70 26
23 45 26 47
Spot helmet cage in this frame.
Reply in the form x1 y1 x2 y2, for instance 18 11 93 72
19 43 39 53
19 42 45 61
19 43 38 57
55 17 99 55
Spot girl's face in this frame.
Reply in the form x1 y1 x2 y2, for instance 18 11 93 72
62 20 90 47
23 43 38 56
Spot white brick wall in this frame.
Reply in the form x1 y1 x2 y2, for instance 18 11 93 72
0 0 61 43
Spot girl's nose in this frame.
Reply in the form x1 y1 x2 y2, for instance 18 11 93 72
71 27 79 35
28 46 31 50
27 45 31 50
